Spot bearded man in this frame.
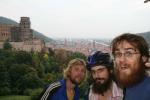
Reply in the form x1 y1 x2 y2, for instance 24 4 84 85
111 33 150 100
85 51 123 100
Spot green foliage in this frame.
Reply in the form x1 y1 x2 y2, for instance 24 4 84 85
9 64 43 94
0 50 15 71
14 51 32 65
3 40 12 50
0 61 10 95
79 79 89 99
23 88 43 100
0 87 11 96
69 51 86 60
23 72 43 89
31 52 45 78
0 47 87 96
43 72 63 84
30 88 43 100
0 95 31 100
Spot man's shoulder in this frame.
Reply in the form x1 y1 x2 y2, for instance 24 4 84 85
40 81 62 100
144 76 150 87
47 81 62 92
134 76 150 91
143 76 150 83
146 76 150 80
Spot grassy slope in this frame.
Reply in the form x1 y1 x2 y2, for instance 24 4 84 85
0 95 31 100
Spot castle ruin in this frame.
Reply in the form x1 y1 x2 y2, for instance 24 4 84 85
0 17 44 52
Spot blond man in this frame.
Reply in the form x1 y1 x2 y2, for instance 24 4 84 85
40 58 86 100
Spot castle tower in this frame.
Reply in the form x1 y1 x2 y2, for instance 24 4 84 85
20 17 33 41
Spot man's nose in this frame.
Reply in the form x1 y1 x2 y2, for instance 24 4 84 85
119 53 126 62
94 71 99 78
79 70 85 76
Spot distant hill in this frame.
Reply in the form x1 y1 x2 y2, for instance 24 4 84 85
93 32 150 47
0 16 54 42
32 30 54 42
0 16 18 26
138 31 150 47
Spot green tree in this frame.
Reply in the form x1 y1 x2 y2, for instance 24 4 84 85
32 52 45 78
21 72 43 95
9 64 41 94
69 51 86 60
0 61 10 95
14 51 32 65
3 40 12 50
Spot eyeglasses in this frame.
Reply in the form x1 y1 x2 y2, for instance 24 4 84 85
113 49 140 60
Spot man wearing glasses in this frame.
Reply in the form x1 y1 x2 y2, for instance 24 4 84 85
111 33 150 100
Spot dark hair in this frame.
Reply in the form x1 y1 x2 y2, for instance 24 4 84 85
111 33 149 59
86 51 113 70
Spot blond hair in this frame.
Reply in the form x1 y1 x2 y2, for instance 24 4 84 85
63 58 86 79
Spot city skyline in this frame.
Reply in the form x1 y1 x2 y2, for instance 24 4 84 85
0 0 150 39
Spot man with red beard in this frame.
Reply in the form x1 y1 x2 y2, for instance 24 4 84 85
85 51 123 100
40 58 86 100
111 33 150 100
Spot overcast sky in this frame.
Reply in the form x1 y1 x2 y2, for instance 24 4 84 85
0 0 150 39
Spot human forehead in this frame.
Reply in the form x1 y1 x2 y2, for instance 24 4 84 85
71 64 85 70
91 65 106 71
115 41 137 51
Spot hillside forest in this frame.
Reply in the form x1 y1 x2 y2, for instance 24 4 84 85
0 41 88 99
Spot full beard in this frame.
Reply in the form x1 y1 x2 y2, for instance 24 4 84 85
115 59 146 88
92 77 112 95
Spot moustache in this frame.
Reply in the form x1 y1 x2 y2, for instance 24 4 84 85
94 78 105 82
116 63 129 70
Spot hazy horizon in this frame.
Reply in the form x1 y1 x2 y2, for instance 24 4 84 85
0 0 150 39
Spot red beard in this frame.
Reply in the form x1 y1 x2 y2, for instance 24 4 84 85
115 60 145 88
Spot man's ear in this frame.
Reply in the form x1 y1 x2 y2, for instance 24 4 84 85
142 56 148 63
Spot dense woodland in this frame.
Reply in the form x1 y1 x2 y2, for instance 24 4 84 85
0 41 88 99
